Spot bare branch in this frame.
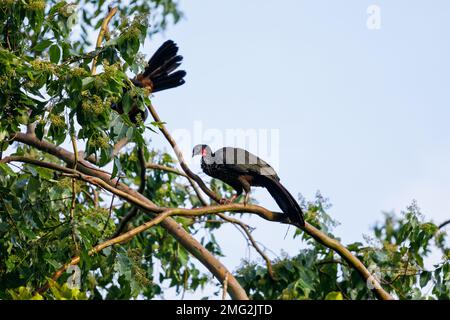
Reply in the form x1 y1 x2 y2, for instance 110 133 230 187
146 162 209 206
91 7 118 75
112 147 147 238
69 133 80 253
35 204 258 294
4 150 394 300
8 130 396 299
5 138 249 300
112 137 130 157
222 273 229 300
26 123 36 136
217 213 275 280
146 163 188 178
147 103 221 203
69 177 80 253
439 219 450 229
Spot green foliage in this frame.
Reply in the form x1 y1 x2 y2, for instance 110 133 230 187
0 145 217 299
0 0 448 301
8 280 87 300
236 194 449 300
0 0 213 300
0 0 179 160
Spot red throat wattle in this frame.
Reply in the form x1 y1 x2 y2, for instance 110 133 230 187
201 147 207 157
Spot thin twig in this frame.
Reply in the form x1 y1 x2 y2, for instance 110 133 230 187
26 122 36 136
217 213 275 280
222 273 229 300
99 177 121 241
146 163 189 178
10 134 397 300
69 178 79 253
147 103 221 203
438 219 450 229
0 141 4 160
146 162 209 206
112 147 147 237
91 7 118 75
7 138 249 300
36 206 249 294
93 188 99 208
4 153 394 300
69 134 80 253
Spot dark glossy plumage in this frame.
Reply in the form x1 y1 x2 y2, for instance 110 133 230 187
140 40 186 92
111 40 186 123
194 145 305 226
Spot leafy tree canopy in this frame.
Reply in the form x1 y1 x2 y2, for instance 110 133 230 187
0 0 448 300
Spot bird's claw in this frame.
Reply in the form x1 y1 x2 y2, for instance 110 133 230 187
220 196 237 205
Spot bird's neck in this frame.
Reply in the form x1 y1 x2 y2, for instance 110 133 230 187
201 152 214 165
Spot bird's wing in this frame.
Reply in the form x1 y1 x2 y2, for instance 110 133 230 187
214 147 279 179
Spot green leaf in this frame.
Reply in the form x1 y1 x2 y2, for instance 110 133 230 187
111 157 122 179
35 167 53 180
49 45 61 64
178 247 189 266
32 40 53 52
82 77 95 88
325 291 344 300
49 1 68 15
420 271 432 288
0 163 16 176
122 92 132 114
347 242 363 251
35 122 45 140
27 176 41 194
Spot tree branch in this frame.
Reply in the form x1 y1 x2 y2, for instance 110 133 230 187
146 162 210 206
4 150 394 300
69 133 80 253
146 162 189 178
145 101 395 299
9 122 397 300
145 162 273 279
216 213 275 280
222 273 229 300
112 147 147 238
147 103 221 203
35 204 269 294
6 136 249 300
439 219 450 229
91 7 117 75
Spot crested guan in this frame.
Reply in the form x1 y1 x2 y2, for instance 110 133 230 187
192 144 305 226
111 40 186 123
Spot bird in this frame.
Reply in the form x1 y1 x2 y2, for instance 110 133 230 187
111 40 186 123
192 144 305 226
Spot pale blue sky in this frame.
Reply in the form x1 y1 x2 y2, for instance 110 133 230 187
142 1 450 298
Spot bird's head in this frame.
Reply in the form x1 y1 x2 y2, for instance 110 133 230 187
192 144 211 157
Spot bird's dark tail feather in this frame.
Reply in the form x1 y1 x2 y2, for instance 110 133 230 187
143 40 186 92
263 177 305 226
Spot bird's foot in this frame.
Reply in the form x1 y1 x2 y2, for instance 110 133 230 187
220 198 235 205
219 198 231 205
220 195 238 205
243 193 250 206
